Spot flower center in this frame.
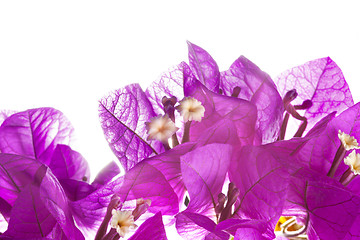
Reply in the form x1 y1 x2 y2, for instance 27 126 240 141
338 130 360 151
274 216 308 239
146 96 205 149
110 210 137 238
177 97 205 122
145 115 179 148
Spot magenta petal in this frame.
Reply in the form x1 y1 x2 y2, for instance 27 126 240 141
187 41 220 92
0 110 16 126
145 142 196 205
145 61 195 140
194 119 240 147
215 219 266 234
294 103 360 177
0 197 11 221
276 57 354 133
229 146 289 235
0 108 74 165
71 162 178 234
286 176 360 239
3 184 57 238
145 62 187 116
0 153 42 205
187 81 258 145
91 161 120 189
234 227 267 240
181 144 232 218
39 167 84 240
128 212 167 240
48 144 90 182
175 212 229 240
59 179 95 201
99 84 163 171
2 166 84 240
220 56 283 143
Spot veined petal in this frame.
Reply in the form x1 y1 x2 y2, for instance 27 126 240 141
99 84 163 171
0 108 74 165
276 57 354 134
0 153 42 205
185 80 258 145
181 144 232 218
2 166 84 240
220 56 283 143
91 161 120 189
229 145 289 237
175 212 228 240
71 162 178 236
128 212 167 240
285 173 360 239
187 41 220 93
48 144 90 182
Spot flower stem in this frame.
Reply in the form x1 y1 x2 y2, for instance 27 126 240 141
294 119 307 138
172 133 180 147
339 167 356 186
95 195 120 240
327 145 346 178
182 121 191 143
278 112 290 140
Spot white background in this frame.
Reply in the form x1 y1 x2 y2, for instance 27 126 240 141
1 1 359 180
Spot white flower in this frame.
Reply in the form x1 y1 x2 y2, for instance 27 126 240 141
110 210 137 238
338 130 360 151
146 115 178 142
344 150 360 175
177 97 205 122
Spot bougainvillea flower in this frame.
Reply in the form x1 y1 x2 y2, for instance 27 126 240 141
71 162 178 238
99 65 258 173
195 42 354 141
0 108 122 238
0 164 85 240
265 103 360 239
275 57 354 136
173 142 290 240
0 108 74 166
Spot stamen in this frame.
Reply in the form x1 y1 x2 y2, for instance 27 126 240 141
294 100 313 110
132 198 151 221
279 91 310 140
162 96 177 122
219 89 223 95
220 183 239 222
215 193 227 216
231 86 241 98
162 96 180 147
95 194 121 240
283 89 298 108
